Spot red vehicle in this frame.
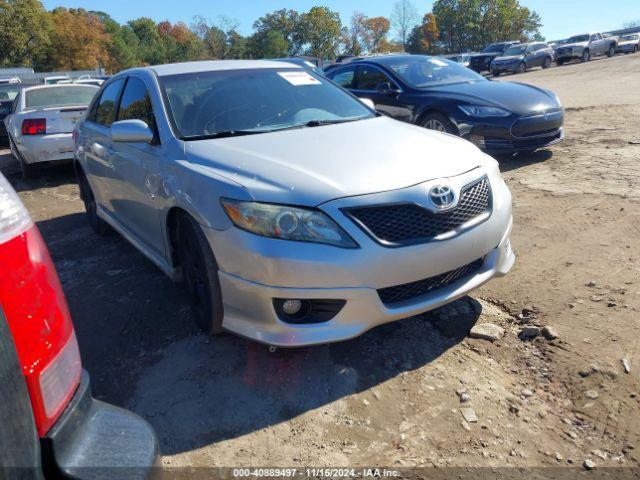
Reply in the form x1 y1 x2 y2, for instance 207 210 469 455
0 172 158 478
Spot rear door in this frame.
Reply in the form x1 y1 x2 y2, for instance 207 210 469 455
0 307 43 479
109 75 166 257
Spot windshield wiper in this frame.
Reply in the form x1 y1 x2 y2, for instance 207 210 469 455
304 118 362 127
182 130 265 141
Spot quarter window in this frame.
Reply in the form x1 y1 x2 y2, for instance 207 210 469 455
356 67 392 91
93 79 124 127
117 77 158 139
331 68 355 89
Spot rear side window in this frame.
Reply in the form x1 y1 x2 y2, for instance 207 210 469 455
117 77 157 136
331 68 355 89
356 67 391 91
25 87 97 109
93 79 124 127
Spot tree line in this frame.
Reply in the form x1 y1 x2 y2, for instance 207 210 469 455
0 0 543 72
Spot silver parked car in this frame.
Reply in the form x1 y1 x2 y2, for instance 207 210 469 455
5 84 98 178
74 60 515 347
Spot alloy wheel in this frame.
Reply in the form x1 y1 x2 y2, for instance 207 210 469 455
424 119 446 131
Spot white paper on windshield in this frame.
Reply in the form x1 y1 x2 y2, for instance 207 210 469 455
429 58 448 67
278 71 322 86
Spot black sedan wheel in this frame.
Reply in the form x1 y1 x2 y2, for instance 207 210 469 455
542 57 552 69
77 166 110 236
420 113 456 134
581 50 591 62
177 214 224 334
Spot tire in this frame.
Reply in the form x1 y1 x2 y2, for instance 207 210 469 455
607 45 615 57
76 166 110 236
581 49 590 62
491 70 500 77
556 58 565 66
176 214 224 334
542 57 552 69
9 137 39 179
420 112 457 134
634 46 638 54
517 62 526 74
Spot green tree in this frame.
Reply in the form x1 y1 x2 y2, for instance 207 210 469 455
253 9 303 56
299 6 342 58
247 29 289 58
0 0 51 67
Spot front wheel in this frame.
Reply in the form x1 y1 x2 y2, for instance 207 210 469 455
607 45 615 57
176 214 224 334
634 46 638 54
516 62 526 74
556 58 565 66
542 57 552 69
581 49 590 62
491 70 500 77
420 112 457 134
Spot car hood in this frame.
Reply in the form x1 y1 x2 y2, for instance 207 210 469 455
471 52 499 60
493 55 524 62
184 116 488 206
560 41 588 49
425 80 558 116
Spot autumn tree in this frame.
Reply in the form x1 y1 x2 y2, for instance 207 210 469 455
0 0 51 67
407 12 440 54
42 8 110 70
342 11 367 56
363 16 391 53
391 0 418 50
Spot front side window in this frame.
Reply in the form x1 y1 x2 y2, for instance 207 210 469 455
504 45 527 56
25 86 97 109
94 79 124 127
355 67 391 91
331 68 355 89
160 68 374 140
117 77 157 137
379 56 485 88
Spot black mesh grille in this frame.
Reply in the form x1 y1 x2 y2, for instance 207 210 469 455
344 177 491 247
378 258 484 305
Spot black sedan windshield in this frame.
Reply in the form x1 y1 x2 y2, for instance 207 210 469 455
503 45 527 56
159 68 374 139
378 56 485 88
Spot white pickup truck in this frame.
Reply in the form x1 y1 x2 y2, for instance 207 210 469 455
555 32 617 64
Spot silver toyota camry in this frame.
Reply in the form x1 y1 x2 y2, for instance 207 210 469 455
74 60 515 347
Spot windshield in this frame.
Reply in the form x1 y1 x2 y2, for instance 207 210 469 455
378 56 485 88
568 35 589 43
160 68 374 139
482 43 508 53
0 84 23 102
502 45 527 56
25 86 97 108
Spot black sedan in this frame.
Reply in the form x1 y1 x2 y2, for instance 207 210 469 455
326 55 564 155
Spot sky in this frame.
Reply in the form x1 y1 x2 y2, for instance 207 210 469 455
41 0 640 42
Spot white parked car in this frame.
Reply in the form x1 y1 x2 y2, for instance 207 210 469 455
5 84 98 178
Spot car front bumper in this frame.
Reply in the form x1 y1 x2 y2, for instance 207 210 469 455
42 371 159 479
15 133 75 164
203 168 515 347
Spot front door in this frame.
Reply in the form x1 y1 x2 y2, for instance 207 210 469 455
353 65 411 122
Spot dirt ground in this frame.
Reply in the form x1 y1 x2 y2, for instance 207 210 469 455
2 53 639 474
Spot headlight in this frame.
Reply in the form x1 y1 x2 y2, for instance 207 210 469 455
220 199 358 248
458 105 511 118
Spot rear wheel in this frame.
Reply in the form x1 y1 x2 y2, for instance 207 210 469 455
77 166 110 236
420 112 456 134
542 57 552 69
556 58 565 66
581 49 590 62
9 137 39 179
176 214 224 334
607 45 615 57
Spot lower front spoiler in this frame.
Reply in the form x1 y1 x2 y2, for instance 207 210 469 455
218 224 515 348
41 371 159 480
481 129 564 155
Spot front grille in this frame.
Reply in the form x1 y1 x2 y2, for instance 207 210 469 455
378 258 484 305
511 108 563 138
484 131 562 150
343 176 491 247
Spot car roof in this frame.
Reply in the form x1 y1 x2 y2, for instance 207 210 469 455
20 84 99 92
147 60 301 77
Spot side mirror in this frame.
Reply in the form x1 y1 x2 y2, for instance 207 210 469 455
376 82 400 95
111 119 154 143
359 97 375 110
